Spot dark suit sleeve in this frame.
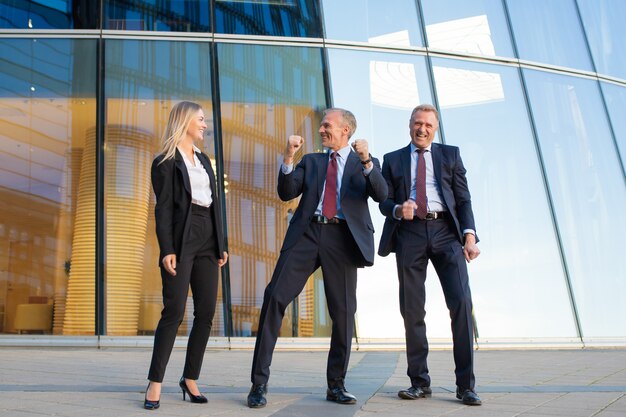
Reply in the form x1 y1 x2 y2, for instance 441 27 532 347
151 157 176 257
277 157 306 202
450 148 476 234
364 157 388 203
379 153 398 218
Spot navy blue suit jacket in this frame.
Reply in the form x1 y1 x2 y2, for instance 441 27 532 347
378 143 477 257
278 150 388 267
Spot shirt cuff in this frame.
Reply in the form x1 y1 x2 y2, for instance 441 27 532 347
392 204 403 221
362 165 373 176
281 163 293 175
463 229 476 236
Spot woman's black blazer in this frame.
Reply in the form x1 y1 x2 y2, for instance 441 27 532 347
151 148 226 265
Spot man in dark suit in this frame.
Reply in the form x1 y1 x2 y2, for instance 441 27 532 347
247 108 388 408
378 104 482 406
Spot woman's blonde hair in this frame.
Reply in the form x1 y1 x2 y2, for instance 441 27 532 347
159 101 203 163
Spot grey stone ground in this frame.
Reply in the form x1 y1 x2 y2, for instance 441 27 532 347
0 346 625 417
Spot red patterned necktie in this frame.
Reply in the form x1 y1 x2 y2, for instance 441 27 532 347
322 152 338 219
415 148 428 219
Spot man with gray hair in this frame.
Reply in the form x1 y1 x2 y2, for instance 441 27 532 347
378 104 482 406
247 108 388 408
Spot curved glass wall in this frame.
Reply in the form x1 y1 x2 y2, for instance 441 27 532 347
505 0 593 71
322 0 423 47
217 43 327 337
523 69 626 338
0 38 96 335
2 0 626 344
215 0 322 37
431 58 576 338
421 0 513 57
0 0 99 29
103 0 210 32
104 39 223 336
577 0 626 80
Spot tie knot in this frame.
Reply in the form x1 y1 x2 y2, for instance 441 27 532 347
330 152 337 160
416 148 426 154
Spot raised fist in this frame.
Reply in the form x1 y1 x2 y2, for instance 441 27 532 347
284 135 304 163
351 139 370 161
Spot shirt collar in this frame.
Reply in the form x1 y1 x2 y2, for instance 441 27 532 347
410 142 432 153
331 145 352 160
177 145 202 163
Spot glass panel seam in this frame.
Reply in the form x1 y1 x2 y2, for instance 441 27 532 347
516 67 585 343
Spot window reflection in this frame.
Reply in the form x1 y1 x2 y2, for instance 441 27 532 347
215 0 321 37
601 82 626 168
322 0 422 47
217 43 327 337
104 0 210 31
433 58 576 338
421 0 513 57
0 38 96 335
577 0 626 80
326 48 436 338
0 0 99 29
524 69 626 337
505 0 592 70
104 40 223 336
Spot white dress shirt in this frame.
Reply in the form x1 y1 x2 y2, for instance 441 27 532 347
281 145 373 219
179 145 213 207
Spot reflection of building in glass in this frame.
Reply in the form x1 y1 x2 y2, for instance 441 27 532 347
0 0 625 345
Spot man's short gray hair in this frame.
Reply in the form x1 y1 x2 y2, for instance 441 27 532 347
324 108 357 138
410 104 439 122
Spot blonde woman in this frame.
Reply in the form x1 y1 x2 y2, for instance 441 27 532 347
144 101 228 410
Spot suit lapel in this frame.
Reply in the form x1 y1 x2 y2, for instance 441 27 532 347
340 151 359 200
431 143 443 186
401 145 412 199
175 149 192 196
317 153 328 201
197 152 217 192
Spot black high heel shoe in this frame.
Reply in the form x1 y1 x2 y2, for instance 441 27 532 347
179 377 208 403
144 382 160 410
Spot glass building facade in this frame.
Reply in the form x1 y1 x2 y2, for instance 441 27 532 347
0 0 624 346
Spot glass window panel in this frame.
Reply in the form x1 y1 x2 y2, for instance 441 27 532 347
217 43 327 337
103 0 209 32
432 57 577 338
505 0 593 71
0 0 99 29
524 69 626 338
105 40 224 336
0 38 96 335
577 0 626 80
215 0 321 37
601 82 626 168
326 48 445 338
322 0 423 47
421 0 513 57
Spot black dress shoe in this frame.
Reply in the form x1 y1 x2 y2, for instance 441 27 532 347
456 387 482 405
144 383 160 410
179 377 208 403
326 385 357 404
247 384 267 408
398 386 432 400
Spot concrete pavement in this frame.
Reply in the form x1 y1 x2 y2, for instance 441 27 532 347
0 346 625 416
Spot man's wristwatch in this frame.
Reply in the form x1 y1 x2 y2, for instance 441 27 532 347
360 153 373 165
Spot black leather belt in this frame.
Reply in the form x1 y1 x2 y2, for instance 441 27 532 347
191 203 211 212
312 215 346 224
413 211 447 221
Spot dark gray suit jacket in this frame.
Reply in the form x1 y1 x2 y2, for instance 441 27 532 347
378 143 477 257
278 150 388 267
151 148 226 265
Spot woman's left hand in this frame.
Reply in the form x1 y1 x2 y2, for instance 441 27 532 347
217 251 228 267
